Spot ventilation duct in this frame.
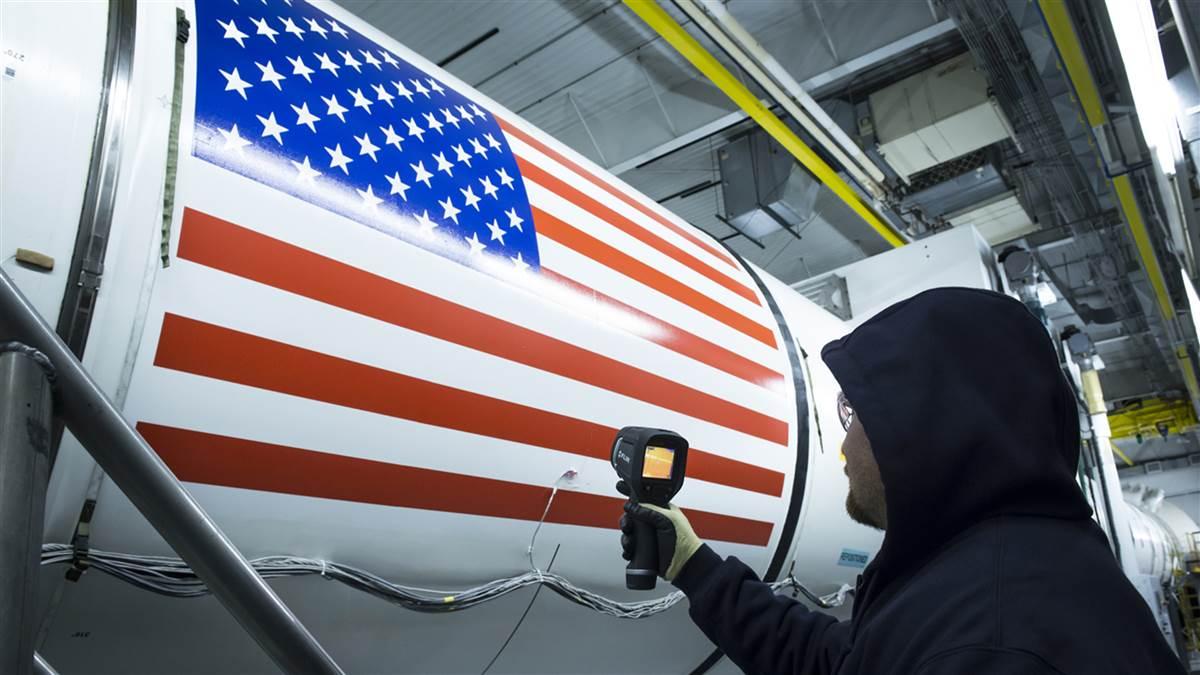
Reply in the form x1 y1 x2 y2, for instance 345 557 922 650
718 129 819 241
869 53 1015 180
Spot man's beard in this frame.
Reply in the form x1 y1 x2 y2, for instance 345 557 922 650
846 488 885 531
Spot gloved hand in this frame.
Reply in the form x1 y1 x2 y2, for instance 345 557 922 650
617 480 702 581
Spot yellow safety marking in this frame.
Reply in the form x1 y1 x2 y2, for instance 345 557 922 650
622 0 907 248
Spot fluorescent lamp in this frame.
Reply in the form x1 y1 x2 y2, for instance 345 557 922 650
1105 0 1181 174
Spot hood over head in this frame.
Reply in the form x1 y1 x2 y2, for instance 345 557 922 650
821 288 1092 613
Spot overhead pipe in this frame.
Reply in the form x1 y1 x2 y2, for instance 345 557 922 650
621 0 908 249
690 0 889 192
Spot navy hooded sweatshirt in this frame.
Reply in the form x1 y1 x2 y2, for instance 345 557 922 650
674 288 1185 675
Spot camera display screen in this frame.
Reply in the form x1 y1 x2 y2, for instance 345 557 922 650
641 445 675 479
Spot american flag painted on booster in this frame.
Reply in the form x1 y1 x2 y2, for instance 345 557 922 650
145 0 795 548
193 0 540 272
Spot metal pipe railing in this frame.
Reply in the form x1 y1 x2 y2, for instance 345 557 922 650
0 269 344 675
0 346 55 674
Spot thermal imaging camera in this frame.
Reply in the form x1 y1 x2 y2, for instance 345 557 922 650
611 426 689 590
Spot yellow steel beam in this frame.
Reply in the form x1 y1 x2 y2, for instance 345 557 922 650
621 0 907 249
1039 0 1200 404
1039 0 1175 320
1108 396 1200 440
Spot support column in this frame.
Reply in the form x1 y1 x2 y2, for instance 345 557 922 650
1078 366 1139 575
0 345 54 675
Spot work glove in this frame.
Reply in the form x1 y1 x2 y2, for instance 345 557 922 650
617 480 702 582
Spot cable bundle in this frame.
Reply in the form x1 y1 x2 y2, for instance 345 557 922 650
42 544 846 618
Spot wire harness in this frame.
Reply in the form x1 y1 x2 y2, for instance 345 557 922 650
41 543 849 618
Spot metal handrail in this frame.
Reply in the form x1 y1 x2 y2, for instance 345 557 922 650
0 269 344 674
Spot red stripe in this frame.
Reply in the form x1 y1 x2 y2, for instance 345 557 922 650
516 157 760 306
178 209 786 444
138 423 774 546
498 118 738 269
154 314 786 497
540 268 785 390
534 207 778 348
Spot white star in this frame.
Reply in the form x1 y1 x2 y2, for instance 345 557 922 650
496 167 515 190
217 18 249 47
411 78 430 98
316 52 340 77
403 117 425 142
422 111 444 135
328 19 349 38
432 151 454 176
380 124 404 151
291 155 321 184
249 17 278 43
354 132 380 161
357 184 383 211
456 105 474 123
279 16 305 39
485 218 507 245
479 175 498 199
460 185 481 211
256 112 288 144
305 17 328 38
380 51 399 67
392 80 414 102
338 49 362 73
385 171 410 200
427 78 446 95
414 209 437 235
465 232 487 256
220 67 253 99
469 137 489 159
441 107 461 129
511 252 531 271
484 132 502 151
452 143 472 167
360 50 382 70
220 123 252 154
470 103 488 120
348 87 373 114
411 160 433 188
505 207 524 232
371 83 395 107
256 60 286 89
325 143 352 174
291 102 319 132
321 93 348 122
439 196 461 224
287 55 314 82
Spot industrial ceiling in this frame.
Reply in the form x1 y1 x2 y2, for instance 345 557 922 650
344 0 1200 465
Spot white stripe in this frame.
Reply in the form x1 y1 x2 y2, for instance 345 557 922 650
125 367 785 518
150 260 792 466
179 161 782 397
507 134 740 278
524 179 769 324
537 236 782 367
92 479 774 587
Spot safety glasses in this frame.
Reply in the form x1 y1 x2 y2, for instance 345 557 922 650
836 391 854 432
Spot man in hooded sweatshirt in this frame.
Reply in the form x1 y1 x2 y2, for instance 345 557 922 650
618 288 1186 675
